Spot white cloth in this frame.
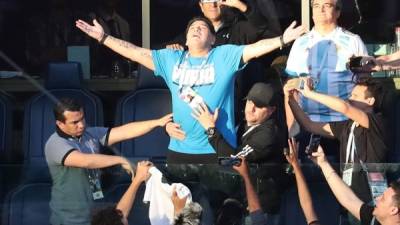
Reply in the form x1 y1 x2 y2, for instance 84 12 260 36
143 167 192 225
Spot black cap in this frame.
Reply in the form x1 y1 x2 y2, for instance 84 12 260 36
245 83 278 108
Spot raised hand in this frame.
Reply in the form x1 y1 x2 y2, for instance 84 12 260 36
135 160 152 182
310 146 328 166
285 138 299 166
282 21 306 45
232 157 249 178
75 19 105 42
220 0 247 12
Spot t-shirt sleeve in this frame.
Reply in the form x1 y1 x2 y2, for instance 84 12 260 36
45 137 76 166
151 48 180 81
329 120 347 139
285 39 302 77
219 45 246 71
360 203 374 225
353 34 369 57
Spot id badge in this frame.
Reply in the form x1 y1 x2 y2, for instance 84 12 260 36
179 86 204 109
89 177 104 200
342 164 353 186
367 172 388 203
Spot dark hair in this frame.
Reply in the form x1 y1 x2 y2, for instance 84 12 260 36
390 180 400 208
354 78 384 111
91 206 124 225
53 98 83 122
185 16 216 37
311 0 342 10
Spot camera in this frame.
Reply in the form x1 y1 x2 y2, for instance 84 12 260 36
218 157 242 166
347 56 376 73
305 134 321 155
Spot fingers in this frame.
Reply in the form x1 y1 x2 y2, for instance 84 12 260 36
288 20 297 29
166 44 184 51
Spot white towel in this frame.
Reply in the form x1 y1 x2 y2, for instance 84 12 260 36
143 167 192 225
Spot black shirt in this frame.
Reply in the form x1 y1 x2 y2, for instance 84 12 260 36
360 204 380 225
330 112 388 203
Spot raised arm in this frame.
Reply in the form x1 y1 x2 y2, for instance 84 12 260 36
233 158 262 213
116 161 152 219
299 79 370 128
108 113 172 145
284 86 333 137
286 138 319 224
75 19 155 70
312 147 364 220
64 151 133 174
242 21 305 63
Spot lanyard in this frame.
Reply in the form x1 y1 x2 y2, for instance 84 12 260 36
178 51 210 90
345 122 357 164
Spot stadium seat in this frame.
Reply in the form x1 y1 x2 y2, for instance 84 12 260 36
21 62 104 183
0 91 13 164
2 183 51 225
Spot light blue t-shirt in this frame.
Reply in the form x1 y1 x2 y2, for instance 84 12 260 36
285 27 368 122
152 45 245 154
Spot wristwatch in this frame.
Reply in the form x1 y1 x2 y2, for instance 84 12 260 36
205 127 216 137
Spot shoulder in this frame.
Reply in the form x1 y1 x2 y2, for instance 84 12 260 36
336 27 363 42
45 132 70 150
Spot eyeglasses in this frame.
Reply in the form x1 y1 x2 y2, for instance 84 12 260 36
311 3 335 10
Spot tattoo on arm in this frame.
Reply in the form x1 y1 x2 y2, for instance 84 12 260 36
108 36 152 59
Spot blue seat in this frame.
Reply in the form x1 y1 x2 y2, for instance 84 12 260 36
21 62 104 183
114 65 171 162
0 91 13 163
45 62 83 89
279 182 340 225
2 183 51 225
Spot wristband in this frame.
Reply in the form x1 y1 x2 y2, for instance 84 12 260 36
99 33 109 45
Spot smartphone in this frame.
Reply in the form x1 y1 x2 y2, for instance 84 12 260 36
305 134 321 155
293 78 305 90
218 157 242 166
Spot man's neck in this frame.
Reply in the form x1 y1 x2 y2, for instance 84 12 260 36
212 20 223 32
315 24 337 36
188 47 211 57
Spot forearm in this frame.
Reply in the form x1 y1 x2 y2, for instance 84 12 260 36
242 37 281 63
305 91 349 116
288 96 314 133
242 175 261 212
319 161 363 219
292 164 318 224
102 35 154 70
285 94 296 136
116 178 142 218
304 91 369 128
108 119 161 145
81 154 126 169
